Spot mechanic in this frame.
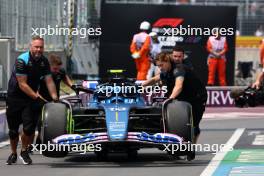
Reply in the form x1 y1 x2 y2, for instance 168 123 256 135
39 53 74 101
130 21 151 80
33 54 74 145
6 36 58 165
142 48 207 144
171 45 193 69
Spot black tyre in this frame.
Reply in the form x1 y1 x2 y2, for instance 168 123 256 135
127 149 138 160
95 148 108 161
163 100 195 159
41 102 69 157
163 99 193 142
187 150 195 161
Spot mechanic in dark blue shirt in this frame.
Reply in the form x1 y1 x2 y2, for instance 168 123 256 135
33 54 73 146
171 46 193 69
142 49 207 144
6 36 58 165
39 54 73 101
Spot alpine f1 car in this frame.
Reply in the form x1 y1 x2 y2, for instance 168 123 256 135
41 70 195 160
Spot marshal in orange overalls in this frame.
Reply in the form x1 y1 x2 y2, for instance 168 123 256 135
130 32 151 80
206 36 228 86
260 39 264 66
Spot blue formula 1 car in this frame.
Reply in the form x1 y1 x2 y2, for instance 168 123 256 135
40 70 195 161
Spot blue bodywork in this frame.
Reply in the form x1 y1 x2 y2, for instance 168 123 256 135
89 81 145 141
53 79 184 145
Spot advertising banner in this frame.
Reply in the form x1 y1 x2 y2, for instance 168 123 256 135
99 3 237 85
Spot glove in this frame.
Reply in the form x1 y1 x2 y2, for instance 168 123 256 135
52 99 60 103
34 97 47 110
132 52 140 59
36 96 46 104
71 84 78 92
166 97 175 103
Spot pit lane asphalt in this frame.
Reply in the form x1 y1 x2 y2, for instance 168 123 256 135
0 112 264 176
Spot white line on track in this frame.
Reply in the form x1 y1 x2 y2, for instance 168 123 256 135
204 113 264 119
0 109 6 115
0 140 9 148
200 128 245 176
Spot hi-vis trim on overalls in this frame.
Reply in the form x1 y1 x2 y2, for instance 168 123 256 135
206 36 228 86
130 32 151 80
260 39 264 67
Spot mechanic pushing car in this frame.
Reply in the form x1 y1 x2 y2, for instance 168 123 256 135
6 36 58 165
142 47 207 143
39 53 74 101
33 53 74 145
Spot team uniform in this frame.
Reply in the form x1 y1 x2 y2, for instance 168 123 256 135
39 68 66 101
160 63 207 136
6 51 51 138
182 58 193 70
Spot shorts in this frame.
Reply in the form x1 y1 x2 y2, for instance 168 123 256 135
6 97 40 135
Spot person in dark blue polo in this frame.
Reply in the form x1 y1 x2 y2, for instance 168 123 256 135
142 50 207 145
33 54 73 146
171 46 193 69
6 36 58 165
39 53 73 101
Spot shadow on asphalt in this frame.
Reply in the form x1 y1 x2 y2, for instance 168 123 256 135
47 153 210 168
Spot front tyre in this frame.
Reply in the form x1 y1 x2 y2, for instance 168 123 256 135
41 103 69 157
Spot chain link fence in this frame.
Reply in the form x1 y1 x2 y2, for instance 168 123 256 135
0 0 100 76
0 0 65 51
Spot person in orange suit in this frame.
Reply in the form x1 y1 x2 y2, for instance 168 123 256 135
130 21 151 80
260 39 264 66
206 30 228 86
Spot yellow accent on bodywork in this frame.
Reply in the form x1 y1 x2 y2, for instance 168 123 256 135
115 111 118 121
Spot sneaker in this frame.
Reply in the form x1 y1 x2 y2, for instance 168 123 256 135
174 155 186 160
19 150 32 165
6 153 17 165
27 145 33 154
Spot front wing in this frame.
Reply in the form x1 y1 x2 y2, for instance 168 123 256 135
52 132 185 146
